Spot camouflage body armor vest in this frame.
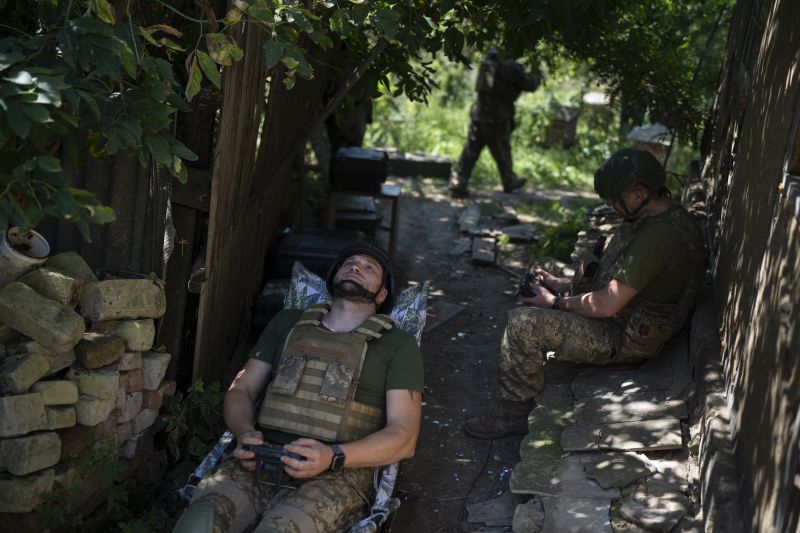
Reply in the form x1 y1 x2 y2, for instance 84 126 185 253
575 205 706 360
257 304 393 443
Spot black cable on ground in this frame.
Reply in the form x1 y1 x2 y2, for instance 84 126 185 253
457 438 493 533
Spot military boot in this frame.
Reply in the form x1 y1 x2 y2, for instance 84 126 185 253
503 177 527 193
463 399 534 439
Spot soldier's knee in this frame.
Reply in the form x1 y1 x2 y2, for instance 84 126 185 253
172 500 217 533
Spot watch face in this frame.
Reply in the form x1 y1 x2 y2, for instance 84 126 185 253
332 454 346 470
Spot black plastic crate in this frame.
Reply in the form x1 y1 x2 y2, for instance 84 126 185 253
331 147 388 192
267 228 364 278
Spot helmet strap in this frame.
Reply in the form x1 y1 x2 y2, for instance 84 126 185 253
619 191 654 221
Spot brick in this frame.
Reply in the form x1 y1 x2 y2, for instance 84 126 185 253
120 430 154 460
115 390 142 423
141 352 171 390
6 340 75 376
118 352 142 371
0 352 49 394
75 333 125 369
46 252 98 283
0 322 19 344
130 408 158 434
41 349 76 375
141 388 163 410
67 364 119 400
115 421 132 444
78 279 166 321
58 424 97 459
120 368 143 392
46 406 76 430
75 395 115 426
31 380 79 405
0 282 85 352
18 267 84 307
90 319 155 352
0 432 61 475
0 467 54 512
160 379 177 397
0 393 47 437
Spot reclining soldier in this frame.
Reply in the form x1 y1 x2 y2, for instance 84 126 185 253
464 147 706 439
173 242 423 532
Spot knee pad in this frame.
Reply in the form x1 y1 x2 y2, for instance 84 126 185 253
172 500 216 533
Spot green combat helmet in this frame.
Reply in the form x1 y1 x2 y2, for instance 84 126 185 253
594 147 666 199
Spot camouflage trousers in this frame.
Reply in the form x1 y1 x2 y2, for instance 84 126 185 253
450 119 516 190
499 307 619 402
172 458 373 533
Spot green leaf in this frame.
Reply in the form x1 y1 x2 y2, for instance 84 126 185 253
90 205 116 224
139 27 160 47
144 135 173 166
281 56 299 70
92 0 116 25
19 103 51 124
34 156 62 173
264 40 284 69
196 51 220 88
0 52 24 72
5 70 34 85
184 55 202 101
117 43 137 78
172 156 187 183
373 7 402 39
282 76 295 90
171 140 198 162
329 9 351 36
5 104 31 138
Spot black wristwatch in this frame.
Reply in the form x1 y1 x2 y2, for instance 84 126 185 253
329 444 346 471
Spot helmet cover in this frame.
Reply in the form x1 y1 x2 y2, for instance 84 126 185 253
594 147 666 198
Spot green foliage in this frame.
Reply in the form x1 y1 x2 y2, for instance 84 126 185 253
527 202 587 262
0 2 207 239
165 379 226 462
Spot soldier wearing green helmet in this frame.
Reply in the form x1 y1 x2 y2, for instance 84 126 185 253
464 147 707 440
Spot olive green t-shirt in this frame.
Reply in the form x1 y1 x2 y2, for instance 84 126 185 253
249 309 424 411
614 219 692 303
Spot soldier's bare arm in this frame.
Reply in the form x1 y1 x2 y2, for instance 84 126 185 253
224 358 273 470
522 278 638 318
281 388 423 478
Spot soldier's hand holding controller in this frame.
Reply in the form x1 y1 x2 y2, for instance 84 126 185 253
234 430 264 471
282 438 334 479
521 279 559 309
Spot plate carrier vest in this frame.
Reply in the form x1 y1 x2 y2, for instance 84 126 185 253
572 205 706 361
257 304 393 443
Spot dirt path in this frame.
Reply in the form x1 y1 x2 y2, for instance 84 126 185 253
383 178 594 532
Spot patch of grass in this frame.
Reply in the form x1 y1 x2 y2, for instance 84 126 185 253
525 202 588 263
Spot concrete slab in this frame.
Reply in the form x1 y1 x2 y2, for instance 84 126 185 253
618 494 689 532
512 499 544 532
574 390 687 424
510 453 619 498
541 497 612 533
466 491 522 526
583 453 654 489
571 366 670 400
534 383 573 410
510 405 574 494
561 418 683 452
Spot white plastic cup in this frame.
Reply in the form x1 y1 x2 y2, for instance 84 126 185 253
0 227 51 287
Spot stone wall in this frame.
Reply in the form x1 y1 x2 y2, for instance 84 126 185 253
0 252 173 528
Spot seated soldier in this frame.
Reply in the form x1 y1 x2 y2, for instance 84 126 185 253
464 147 706 439
173 242 423 532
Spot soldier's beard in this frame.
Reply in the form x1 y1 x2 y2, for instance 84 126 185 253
332 280 379 305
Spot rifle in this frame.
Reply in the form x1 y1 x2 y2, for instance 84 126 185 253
240 443 304 489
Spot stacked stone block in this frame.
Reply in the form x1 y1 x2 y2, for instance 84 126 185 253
0 252 171 519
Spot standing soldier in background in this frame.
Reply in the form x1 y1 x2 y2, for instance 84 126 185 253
449 48 542 199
